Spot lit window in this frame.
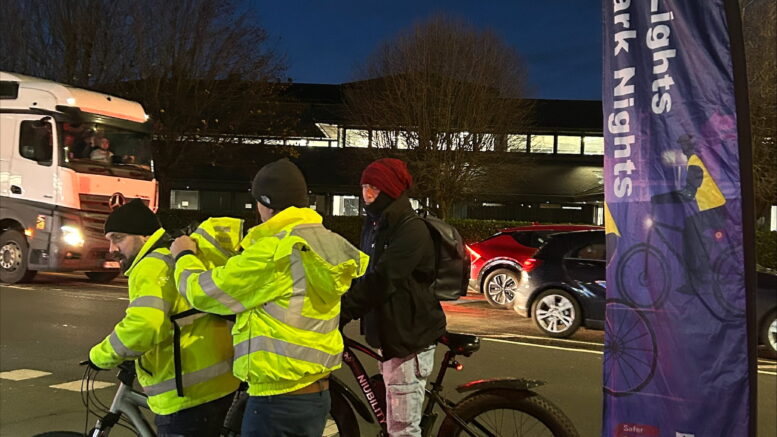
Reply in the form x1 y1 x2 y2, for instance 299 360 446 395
372 130 397 149
557 136 582 154
584 136 604 155
529 135 554 153
507 134 527 152
170 190 199 210
316 123 339 140
345 129 369 148
333 195 360 216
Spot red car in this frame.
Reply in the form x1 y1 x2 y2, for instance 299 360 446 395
466 224 603 308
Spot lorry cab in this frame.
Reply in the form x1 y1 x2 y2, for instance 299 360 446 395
0 71 158 283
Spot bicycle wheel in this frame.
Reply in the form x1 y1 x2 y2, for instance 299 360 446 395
603 299 657 397
437 388 580 437
325 388 360 437
709 249 745 319
615 243 670 309
32 433 84 437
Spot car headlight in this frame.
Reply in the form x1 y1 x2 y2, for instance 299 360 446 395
61 225 85 247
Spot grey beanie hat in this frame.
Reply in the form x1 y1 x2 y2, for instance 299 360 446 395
251 158 308 210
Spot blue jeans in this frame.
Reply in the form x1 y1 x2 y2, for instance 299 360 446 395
380 345 436 437
241 390 331 436
155 393 234 437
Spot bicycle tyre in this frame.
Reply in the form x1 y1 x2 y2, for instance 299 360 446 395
32 433 85 437
710 249 745 319
616 243 670 309
437 388 580 437
327 386 360 437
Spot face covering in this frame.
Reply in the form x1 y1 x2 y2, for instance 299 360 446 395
364 191 394 218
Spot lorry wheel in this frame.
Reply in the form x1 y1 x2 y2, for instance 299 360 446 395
0 229 33 284
85 271 119 283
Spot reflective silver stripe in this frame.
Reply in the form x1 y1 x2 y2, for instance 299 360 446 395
145 252 174 269
174 312 209 327
178 269 197 299
275 230 287 239
142 359 233 396
263 302 339 334
289 224 362 269
109 331 143 358
213 226 232 233
261 249 339 334
198 271 247 313
129 296 170 314
193 228 235 259
233 336 341 368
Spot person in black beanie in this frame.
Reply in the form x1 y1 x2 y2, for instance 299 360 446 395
340 158 446 437
88 198 240 436
171 158 367 437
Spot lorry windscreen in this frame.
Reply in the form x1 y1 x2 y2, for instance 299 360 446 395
59 121 154 180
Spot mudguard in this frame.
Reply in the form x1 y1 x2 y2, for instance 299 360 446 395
455 377 545 393
330 375 374 423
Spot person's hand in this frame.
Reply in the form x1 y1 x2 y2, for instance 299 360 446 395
171 236 197 258
82 358 107 371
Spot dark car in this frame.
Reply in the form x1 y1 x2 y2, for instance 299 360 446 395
513 230 607 338
466 224 602 308
513 230 777 358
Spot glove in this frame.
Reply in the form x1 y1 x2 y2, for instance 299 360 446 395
84 358 108 371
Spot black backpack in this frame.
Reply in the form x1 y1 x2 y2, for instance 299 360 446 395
415 211 471 301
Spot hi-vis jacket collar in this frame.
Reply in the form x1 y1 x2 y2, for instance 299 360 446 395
124 227 166 276
241 207 322 248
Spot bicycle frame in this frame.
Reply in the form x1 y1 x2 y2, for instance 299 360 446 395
339 336 491 437
88 362 155 437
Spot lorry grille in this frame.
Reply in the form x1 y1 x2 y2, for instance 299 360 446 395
78 194 150 238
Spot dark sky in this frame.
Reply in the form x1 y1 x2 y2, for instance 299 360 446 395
255 0 603 101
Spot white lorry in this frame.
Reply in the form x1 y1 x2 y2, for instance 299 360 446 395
0 72 158 284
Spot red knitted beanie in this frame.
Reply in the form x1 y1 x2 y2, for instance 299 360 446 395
360 158 413 199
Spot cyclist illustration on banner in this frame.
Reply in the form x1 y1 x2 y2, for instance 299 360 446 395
614 133 744 321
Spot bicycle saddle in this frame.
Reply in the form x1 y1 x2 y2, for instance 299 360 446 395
439 332 480 356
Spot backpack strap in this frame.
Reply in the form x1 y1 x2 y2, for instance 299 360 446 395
169 309 235 397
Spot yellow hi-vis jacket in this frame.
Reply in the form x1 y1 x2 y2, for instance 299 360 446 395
90 228 240 415
174 208 369 396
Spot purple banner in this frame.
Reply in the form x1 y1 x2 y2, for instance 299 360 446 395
602 1 752 436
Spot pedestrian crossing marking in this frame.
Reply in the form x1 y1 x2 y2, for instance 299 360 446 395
50 380 115 391
0 369 52 381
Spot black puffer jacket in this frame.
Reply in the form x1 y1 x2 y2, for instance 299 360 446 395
340 194 447 359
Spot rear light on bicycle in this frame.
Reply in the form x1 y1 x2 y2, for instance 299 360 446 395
455 363 464 371
465 245 481 263
522 258 542 273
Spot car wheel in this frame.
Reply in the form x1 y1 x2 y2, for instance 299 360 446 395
761 310 777 359
0 229 35 284
531 289 582 338
483 268 520 309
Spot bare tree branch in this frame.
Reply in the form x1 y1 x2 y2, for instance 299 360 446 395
345 15 534 218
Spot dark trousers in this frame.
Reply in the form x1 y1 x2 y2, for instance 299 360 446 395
155 393 234 437
241 390 331 437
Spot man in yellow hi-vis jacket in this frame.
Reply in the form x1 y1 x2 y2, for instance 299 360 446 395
88 199 239 436
171 158 368 436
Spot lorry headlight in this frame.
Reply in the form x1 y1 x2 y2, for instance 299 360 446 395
61 225 85 247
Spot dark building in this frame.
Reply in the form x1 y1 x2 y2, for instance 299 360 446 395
166 83 605 224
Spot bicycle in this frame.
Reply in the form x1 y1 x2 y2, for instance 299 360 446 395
32 360 351 437
330 332 580 437
614 204 744 321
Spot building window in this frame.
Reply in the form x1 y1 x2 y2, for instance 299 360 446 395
316 123 339 141
557 135 582 154
583 136 605 155
332 195 360 216
171 190 199 210
344 129 370 148
529 135 554 153
507 134 528 152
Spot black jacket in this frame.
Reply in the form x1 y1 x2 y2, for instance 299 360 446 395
340 194 447 359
